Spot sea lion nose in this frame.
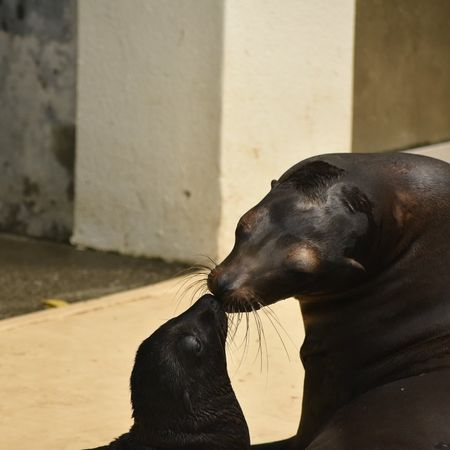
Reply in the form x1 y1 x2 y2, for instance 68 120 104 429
208 266 249 298
198 293 220 309
196 294 225 319
208 267 231 297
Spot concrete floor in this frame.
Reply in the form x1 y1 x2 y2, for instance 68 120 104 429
0 233 187 319
0 278 305 450
406 141 450 162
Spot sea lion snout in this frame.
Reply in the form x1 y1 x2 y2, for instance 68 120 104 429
180 293 224 318
181 294 227 340
193 293 225 322
208 266 248 297
196 293 222 312
208 266 259 312
207 266 225 295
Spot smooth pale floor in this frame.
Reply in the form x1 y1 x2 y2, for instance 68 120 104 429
0 277 305 450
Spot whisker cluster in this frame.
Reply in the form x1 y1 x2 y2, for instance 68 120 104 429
173 259 213 314
175 256 294 373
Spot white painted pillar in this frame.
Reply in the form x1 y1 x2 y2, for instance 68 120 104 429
73 0 224 261
73 0 356 262
218 0 356 256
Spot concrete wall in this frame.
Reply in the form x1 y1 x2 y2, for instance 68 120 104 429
352 0 450 153
73 0 223 261
74 0 355 262
0 0 76 240
1 1 448 258
218 0 355 256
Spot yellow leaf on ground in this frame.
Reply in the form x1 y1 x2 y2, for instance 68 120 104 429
42 299 69 308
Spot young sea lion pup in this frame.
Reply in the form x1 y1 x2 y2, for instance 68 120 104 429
87 294 250 450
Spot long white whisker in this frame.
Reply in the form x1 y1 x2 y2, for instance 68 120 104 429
261 306 291 362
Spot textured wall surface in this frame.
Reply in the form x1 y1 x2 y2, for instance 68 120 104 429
353 0 450 153
0 0 76 240
73 0 223 261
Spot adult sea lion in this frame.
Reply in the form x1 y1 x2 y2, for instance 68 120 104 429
207 153 450 449
87 294 250 450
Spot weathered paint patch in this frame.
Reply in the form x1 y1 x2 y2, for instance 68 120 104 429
0 0 76 241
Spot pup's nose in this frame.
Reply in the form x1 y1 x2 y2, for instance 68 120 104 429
197 294 222 312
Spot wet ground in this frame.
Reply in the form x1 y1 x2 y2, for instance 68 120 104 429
0 233 188 319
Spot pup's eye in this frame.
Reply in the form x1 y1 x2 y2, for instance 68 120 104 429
181 335 203 355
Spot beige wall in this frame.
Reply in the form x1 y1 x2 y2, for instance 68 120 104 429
352 0 450 153
73 0 223 261
74 0 356 261
218 0 356 256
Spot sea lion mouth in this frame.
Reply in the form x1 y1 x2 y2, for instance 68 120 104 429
220 288 264 313
207 268 271 313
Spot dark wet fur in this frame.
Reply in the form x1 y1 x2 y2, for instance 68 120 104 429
86 295 250 450
279 161 345 202
208 153 450 449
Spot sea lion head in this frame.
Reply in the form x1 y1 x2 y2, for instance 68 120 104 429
208 160 376 311
129 294 250 450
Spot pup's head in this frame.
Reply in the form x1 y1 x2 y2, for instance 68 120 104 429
130 294 249 449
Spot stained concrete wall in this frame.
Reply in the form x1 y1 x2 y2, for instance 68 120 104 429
352 0 450 153
0 0 76 241
73 0 355 261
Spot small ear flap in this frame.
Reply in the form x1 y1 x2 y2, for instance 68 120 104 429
182 390 193 414
341 257 366 272
271 179 278 189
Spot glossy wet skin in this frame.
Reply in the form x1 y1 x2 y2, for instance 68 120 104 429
92 295 250 450
208 161 374 311
207 154 450 449
131 294 229 421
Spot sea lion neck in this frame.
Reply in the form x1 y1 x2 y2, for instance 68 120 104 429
299 271 450 378
130 383 250 450
296 233 450 447
131 410 250 450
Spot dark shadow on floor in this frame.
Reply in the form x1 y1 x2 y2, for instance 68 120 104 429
0 233 189 319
